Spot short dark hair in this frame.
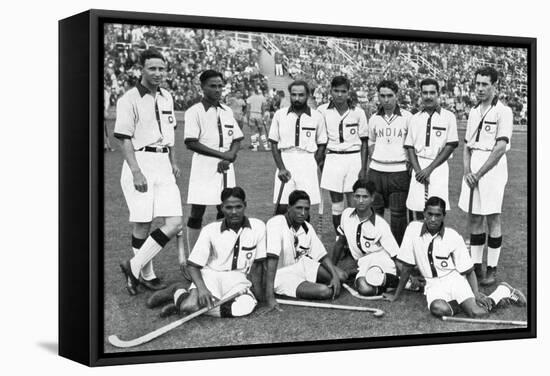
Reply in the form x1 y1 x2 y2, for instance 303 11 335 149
288 190 310 206
475 67 499 84
140 48 165 66
424 196 446 214
377 80 399 94
221 186 246 202
200 70 224 86
331 76 351 90
420 78 440 93
352 179 376 195
288 80 310 95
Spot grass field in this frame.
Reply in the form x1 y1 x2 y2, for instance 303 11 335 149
103 118 529 353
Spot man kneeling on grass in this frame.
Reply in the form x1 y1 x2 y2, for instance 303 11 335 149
331 179 401 296
264 190 348 311
156 186 265 318
385 196 526 318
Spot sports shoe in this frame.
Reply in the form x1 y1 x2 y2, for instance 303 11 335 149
499 282 527 307
480 266 497 286
139 277 167 291
119 260 139 296
146 283 182 308
160 303 179 318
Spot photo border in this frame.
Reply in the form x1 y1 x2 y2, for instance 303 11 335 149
58 8 536 367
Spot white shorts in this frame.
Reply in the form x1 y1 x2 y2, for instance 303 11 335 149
187 153 236 205
120 151 183 223
458 150 508 215
189 268 253 300
424 270 474 307
406 158 450 212
320 152 362 193
356 251 397 280
273 151 320 205
274 257 320 298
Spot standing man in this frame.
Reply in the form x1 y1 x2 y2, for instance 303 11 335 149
160 187 265 318
331 180 400 295
246 89 270 151
404 78 459 219
458 67 514 286
269 80 327 214
385 197 526 318
368 80 412 245
264 190 348 310
184 70 244 258
114 48 183 295
225 90 247 130
318 76 369 233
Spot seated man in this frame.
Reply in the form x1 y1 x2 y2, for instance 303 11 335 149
264 190 348 310
159 187 265 318
331 179 400 296
386 196 526 318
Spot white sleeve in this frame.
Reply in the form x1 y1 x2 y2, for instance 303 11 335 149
254 221 267 261
309 226 328 262
266 218 283 258
183 107 201 141
358 108 369 139
268 111 281 143
397 224 417 266
188 226 212 267
114 95 135 138
379 220 400 258
451 232 474 273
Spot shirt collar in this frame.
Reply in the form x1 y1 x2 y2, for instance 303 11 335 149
473 95 499 109
421 105 441 115
284 213 309 233
220 216 251 232
327 100 354 110
350 207 376 225
287 105 312 117
136 81 163 97
201 97 224 111
376 104 402 117
420 222 446 237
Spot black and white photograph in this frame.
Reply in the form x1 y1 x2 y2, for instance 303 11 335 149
98 12 534 359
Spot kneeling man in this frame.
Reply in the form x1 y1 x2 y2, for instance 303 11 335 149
165 187 265 318
264 190 347 310
332 179 400 296
386 196 526 318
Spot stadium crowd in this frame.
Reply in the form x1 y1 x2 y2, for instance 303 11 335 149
104 24 527 124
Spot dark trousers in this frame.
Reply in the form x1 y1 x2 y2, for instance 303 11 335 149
368 169 410 245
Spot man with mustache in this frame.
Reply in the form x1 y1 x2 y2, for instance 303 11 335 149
458 67 514 286
268 80 327 214
404 78 459 220
264 190 347 311
115 48 183 295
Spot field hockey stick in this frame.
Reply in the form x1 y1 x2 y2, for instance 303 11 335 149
223 170 228 189
274 181 286 215
342 283 385 301
108 290 245 348
441 316 527 326
276 298 384 317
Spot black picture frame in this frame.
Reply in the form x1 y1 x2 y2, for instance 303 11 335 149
59 8 536 367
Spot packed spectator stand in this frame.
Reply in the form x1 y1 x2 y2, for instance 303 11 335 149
104 24 527 125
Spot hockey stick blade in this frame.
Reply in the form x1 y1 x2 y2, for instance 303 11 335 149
108 290 244 348
342 283 385 301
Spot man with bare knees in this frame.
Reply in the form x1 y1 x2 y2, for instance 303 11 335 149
386 196 526 318
264 190 348 311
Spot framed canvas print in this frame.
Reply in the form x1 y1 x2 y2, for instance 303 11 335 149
59 8 536 367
